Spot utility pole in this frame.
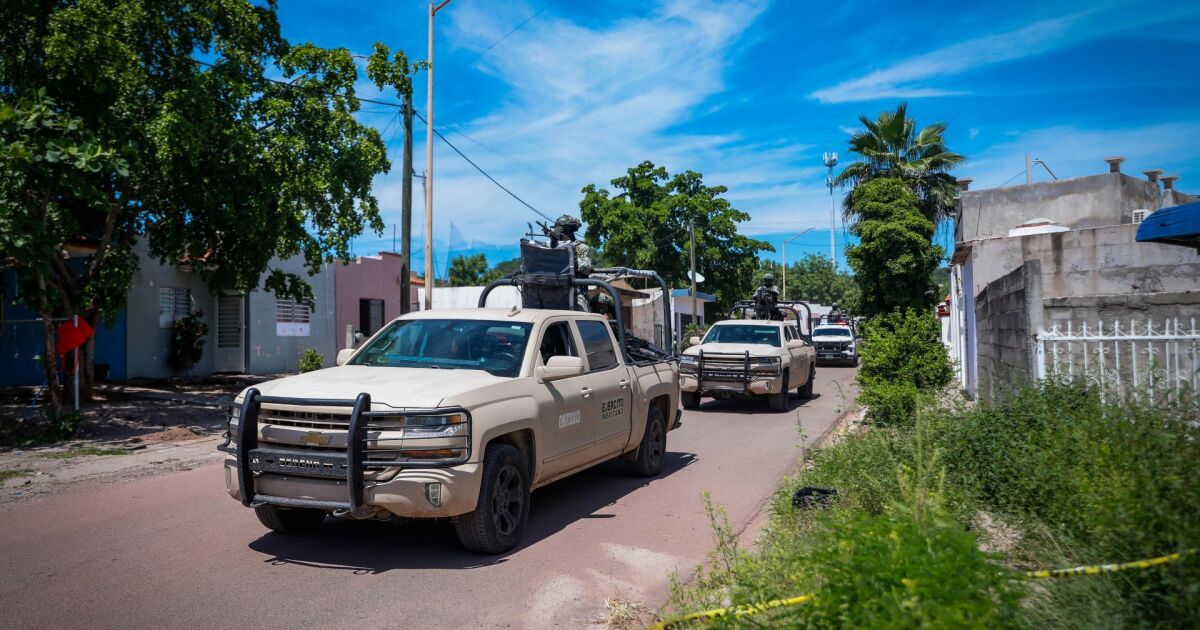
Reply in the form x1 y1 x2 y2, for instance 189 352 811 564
400 93 414 314
823 152 838 266
1025 153 1033 186
689 220 698 337
781 228 814 299
424 0 452 311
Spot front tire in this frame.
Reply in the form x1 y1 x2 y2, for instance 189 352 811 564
681 390 701 409
455 444 530 554
769 370 790 412
625 407 667 477
254 505 326 534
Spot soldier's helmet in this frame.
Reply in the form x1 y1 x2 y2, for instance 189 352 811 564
762 273 776 286
554 214 582 232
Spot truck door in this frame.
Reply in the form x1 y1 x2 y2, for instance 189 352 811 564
787 324 811 385
536 320 596 477
576 319 634 458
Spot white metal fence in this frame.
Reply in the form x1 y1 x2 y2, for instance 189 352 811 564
1035 318 1200 403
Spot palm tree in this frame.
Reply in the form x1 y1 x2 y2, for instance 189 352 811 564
835 103 965 224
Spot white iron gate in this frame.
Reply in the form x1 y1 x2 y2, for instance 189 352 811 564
1035 318 1200 403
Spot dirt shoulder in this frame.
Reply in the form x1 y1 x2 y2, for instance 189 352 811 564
0 375 281 504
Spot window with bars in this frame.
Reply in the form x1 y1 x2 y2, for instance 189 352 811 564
275 298 312 324
158 287 192 328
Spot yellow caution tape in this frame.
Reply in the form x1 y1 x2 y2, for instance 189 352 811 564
648 594 815 630
650 549 1196 629
1023 548 1196 579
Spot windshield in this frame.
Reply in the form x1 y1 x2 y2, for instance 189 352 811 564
813 327 853 338
350 319 532 377
702 325 781 347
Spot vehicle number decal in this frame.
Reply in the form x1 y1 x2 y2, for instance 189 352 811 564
558 410 581 429
601 397 625 421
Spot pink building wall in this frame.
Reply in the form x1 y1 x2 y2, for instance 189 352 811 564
334 252 417 348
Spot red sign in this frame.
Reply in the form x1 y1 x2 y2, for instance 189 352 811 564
55 318 94 356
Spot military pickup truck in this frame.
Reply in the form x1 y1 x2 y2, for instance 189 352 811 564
812 322 858 366
221 308 679 553
679 318 816 412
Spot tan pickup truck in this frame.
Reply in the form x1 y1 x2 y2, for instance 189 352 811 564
679 319 816 412
222 308 679 553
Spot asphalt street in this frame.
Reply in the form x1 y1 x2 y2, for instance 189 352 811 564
0 367 858 629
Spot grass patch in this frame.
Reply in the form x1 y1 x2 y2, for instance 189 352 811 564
667 381 1200 627
0 469 35 484
41 446 129 459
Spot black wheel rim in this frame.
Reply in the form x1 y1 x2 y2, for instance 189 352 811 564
491 465 524 536
648 420 665 466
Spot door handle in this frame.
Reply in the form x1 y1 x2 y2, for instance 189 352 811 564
580 387 593 397
618 379 629 389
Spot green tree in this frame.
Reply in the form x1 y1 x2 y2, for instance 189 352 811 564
0 1 415 412
483 257 522 283
781 254 860 308
448 253 488 286
834 103 964 224
845 178 944 318
580 161 772 313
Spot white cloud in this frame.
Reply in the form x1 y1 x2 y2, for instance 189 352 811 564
356 0 849 256
808 3 1200 104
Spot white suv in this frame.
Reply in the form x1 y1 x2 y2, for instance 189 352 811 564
812 323 857 366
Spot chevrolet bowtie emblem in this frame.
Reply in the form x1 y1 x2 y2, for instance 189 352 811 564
299 431 331 446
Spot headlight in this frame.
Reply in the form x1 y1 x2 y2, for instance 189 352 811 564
752 357 781 366
227 403 241 436
679 355 698 365
378 413 468 439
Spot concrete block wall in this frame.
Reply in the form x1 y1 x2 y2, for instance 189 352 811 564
974 261 1042 401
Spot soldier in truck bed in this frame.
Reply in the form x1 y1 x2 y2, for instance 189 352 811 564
552 214 593 312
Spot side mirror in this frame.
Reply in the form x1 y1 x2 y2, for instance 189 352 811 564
786 339 804 349
336 348 356 366
536 355 585 382
689 336 702 346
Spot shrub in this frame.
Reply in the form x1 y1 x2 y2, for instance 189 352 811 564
936 381 1200 626
781 509 1024 629
682 322 708 349
298 348 324 373
856 308 952 425
167 311 208 372
859 379 924 427
858 308 952 389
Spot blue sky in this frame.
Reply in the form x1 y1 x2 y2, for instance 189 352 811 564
276 0 1200 274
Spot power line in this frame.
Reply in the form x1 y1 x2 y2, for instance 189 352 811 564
996 169 1026 188
413 109 553 223
438 121 575 192
438 1 557 83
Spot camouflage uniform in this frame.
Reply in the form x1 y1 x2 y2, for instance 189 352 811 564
554 214 592 276
554 214 593 311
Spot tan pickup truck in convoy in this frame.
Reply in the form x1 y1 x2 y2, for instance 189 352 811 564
679 318 816 412
222 307 680 553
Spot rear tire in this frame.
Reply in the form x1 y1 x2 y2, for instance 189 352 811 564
625 407 667 477
799 364 815 399
455 443 530 554
681 390 701 409
769 370 790 412
254 505 325 534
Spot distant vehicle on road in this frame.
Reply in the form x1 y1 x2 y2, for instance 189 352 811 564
812 323 858 366
679 318 816 412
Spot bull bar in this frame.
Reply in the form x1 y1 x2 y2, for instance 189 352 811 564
229 387 472 518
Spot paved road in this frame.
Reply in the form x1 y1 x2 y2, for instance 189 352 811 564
0 367 857 629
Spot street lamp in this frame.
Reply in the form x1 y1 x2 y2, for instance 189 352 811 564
424 0 452 310
781 227 814 299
